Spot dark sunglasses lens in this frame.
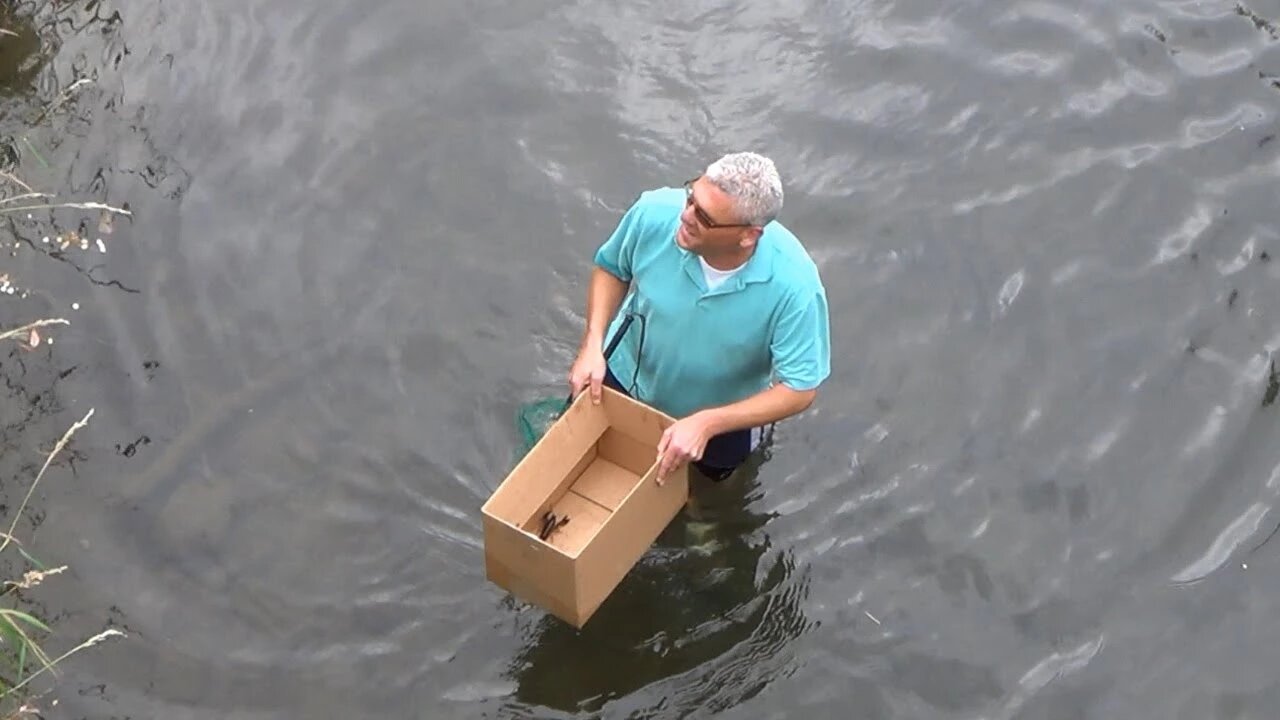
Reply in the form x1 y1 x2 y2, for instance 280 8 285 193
684 179 723 228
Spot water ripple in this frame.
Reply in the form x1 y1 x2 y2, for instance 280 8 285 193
1001 636 1106 719
1171 502 1272 583
1172 46 1256 77
990 49 1069 78
995 3 1110 46
31 0 1280 717
1153 203 1213 265
997 269 1025 314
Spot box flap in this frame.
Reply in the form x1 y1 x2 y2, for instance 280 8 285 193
483 391 608 523
601 388 675 447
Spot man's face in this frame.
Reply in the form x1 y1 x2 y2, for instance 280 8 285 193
675 177 758 256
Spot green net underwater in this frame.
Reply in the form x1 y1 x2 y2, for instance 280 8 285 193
511 314 639 465
514 395 570 461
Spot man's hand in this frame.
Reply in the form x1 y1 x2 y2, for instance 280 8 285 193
569 267 630 405
568 346 607 405
655 412 718 484
651 385 819 484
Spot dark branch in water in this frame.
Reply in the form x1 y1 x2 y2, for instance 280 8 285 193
14 235 141 294
81 263 140 293
1263 358 1279 408
1236 3 1280 40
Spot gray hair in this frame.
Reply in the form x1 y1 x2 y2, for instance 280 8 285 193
703 152 784 226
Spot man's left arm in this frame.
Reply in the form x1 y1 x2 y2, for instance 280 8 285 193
700 383 816 434
656 288 832 480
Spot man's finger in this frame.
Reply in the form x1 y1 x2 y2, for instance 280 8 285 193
654 429 672 485
590 372 603 405
662 442 692 485
656 449 673 486
569 369 588 396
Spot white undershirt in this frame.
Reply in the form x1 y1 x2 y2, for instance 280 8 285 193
699 256 746 290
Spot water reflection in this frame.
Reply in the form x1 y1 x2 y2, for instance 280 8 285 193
0 4 47 98
0 1 124 105
500 449 814 716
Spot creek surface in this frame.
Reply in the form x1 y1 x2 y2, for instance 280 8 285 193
2 0 1280 718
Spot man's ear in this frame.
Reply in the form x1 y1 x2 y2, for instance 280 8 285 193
739 227 763 249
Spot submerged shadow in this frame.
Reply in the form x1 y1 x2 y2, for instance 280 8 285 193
498 445 814 716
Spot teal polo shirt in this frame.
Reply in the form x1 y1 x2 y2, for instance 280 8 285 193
592 186 831 420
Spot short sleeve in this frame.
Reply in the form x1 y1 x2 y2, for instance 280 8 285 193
593 199 645 282
770 288 832 391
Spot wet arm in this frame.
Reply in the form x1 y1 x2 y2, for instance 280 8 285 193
697 383 816 435
580 266 630 351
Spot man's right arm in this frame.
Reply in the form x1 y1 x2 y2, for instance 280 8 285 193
579 266 630 353
571 194 647 402
569 266 629 403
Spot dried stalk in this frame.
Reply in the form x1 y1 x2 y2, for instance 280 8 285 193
32 79 94 125
0 320 68 343
1 613 53 672
0 202 130 217
0 629 125 699
0 194 53 205
5 567 66 591
0 173 34 195
0 409 94 556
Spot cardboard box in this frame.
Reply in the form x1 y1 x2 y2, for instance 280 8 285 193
482 386 689 628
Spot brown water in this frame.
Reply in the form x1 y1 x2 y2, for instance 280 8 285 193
2 0 1280 718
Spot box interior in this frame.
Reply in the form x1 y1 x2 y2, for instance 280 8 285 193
483 386 686 627
518 427 654 557
484 389 668 560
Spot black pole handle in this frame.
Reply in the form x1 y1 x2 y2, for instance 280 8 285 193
563 313 636 411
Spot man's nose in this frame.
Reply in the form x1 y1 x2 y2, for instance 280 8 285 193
679 204 698 229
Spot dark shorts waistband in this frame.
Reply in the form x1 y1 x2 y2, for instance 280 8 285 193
603 366 752 481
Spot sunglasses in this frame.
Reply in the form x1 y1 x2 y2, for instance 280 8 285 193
684 177 756 230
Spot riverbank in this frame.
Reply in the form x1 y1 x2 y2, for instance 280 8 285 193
0 2 130 715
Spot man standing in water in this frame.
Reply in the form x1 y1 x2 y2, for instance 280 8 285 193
568 152 831 483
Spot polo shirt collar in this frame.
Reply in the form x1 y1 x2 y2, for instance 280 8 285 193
680 235 775 296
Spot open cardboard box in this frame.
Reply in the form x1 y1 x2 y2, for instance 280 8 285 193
482 386 689 628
